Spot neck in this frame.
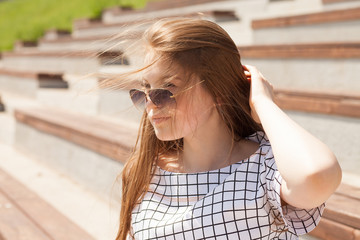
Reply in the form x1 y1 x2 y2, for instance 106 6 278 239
180 112 238 173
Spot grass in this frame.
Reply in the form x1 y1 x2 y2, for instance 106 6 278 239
0 0 147 51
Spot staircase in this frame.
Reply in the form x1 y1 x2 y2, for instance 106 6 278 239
0 0 359 239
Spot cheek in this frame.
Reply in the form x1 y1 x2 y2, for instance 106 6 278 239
151 88 216 140
173 94 215 132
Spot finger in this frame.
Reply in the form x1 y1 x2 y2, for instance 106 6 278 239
242 64 252 71
243 65 261 79
243 65 253 80
243 64 254 70
243 69 251 82
244 65 258 73
243 65 253 76
245 65 271 85
244 70 251 76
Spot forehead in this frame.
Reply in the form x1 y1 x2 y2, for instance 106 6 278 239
142 58 184 85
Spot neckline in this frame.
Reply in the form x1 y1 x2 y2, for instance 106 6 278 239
156 144 263 175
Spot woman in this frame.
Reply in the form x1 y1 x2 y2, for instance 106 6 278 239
116 18 342 239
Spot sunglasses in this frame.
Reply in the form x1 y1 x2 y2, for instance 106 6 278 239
129 80 205 110
129 88 176 110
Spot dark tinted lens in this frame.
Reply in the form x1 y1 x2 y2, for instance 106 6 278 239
129 89 146 109
149 89 175 108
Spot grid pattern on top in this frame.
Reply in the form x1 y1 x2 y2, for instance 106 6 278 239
129 131 325 240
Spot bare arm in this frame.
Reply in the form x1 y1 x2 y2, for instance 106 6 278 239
244 65 342 209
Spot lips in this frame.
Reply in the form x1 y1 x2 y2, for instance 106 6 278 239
151 116 171 125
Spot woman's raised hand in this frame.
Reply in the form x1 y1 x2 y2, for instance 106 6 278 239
243 65 275 123
243 65 341 209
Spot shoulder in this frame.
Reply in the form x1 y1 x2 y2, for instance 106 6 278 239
246 131 273 160
246 131 270 148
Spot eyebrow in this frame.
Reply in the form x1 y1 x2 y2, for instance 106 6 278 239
142 75 181 85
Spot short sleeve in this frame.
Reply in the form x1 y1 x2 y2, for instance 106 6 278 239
264 148 325 236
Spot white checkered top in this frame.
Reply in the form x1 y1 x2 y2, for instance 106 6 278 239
129 131 325 239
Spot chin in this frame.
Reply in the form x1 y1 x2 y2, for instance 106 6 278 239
154 129 180 141
155 133 175 141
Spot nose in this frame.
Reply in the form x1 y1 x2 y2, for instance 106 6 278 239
145 96 157 112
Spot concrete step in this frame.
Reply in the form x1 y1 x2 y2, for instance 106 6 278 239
99 0 351 47
13 40 38 52
0 68 67 98
301 235 322 240
274 89 360 118
13 105 137 198
252 6 360 44
36 86 142 122
9 0 360 53
40 13 243 52
27 0 359 53
9 105 360 239
36 88 100 115
0 92 39 116
0 112 14 145
72 9 241 43
1 50 126 74
72 18 147 39
96 88 143 122
12 99 359 184
38 35 123 52
101 0 231 24
36 67 142 122
0 89 138 200
0 93 329 238
286 110 360 176
0 71 94 115
0 166 95 240
4 89 358 240
322 0 360 11
3 87 95 123
42 29 71 41
0 92 42 145
0 143 119 240
0 66 142 123
239 42 360 92
308 177 360 240
96 65 143 122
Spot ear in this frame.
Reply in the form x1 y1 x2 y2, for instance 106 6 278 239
215 96 223 106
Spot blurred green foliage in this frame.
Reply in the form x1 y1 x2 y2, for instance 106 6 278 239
0 0 147 51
